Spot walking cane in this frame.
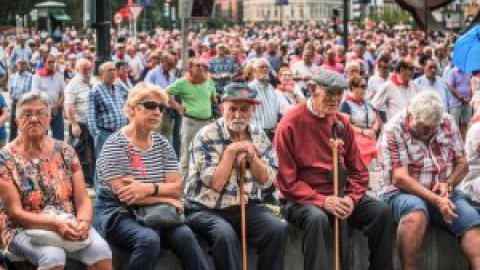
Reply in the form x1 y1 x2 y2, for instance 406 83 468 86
330 124 342 270
237 158 248 270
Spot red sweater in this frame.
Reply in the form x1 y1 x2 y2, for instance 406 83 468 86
274 103 368 208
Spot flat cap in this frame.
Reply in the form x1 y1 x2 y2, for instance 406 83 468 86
222 82 260 104
309 68 348 91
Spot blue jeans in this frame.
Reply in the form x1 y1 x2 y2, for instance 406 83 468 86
106 214 210 270
382 190 480 237
51 108 64 141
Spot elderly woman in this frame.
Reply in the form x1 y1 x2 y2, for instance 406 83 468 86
275 67 305 113
340 77 381 166
93 83 209 270
0 92 112 270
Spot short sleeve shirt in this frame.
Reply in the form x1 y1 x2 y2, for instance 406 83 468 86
168 77 216 120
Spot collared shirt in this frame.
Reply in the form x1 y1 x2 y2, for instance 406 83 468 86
448 68 472 108
371 79 421 120
145 66 176 89
87 82 128 137
31 72 65 104
65 75 92 123
249 79 282 130
8 71 32 100
185 118 278 209
414 75 451 112
209 55 238 92
377 111 464 194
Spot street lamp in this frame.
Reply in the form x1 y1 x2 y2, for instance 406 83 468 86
424 0 428 41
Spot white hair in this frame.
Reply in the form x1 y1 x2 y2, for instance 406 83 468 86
252 58 270 69
408 91 444 126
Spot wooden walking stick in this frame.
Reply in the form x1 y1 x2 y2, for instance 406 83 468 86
330 124 343 270
237 158 248 270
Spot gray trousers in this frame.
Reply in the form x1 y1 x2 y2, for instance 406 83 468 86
180 116 210 177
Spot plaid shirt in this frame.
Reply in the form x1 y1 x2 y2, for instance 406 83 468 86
209 56 238 91
8 71 32 100
378 111 464 194
185 118 278 209
87 82 128 137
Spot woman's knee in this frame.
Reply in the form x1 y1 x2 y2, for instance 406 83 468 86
37 247 66 269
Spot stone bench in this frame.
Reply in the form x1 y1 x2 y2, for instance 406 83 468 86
109 223 470 270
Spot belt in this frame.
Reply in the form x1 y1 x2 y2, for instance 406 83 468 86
184 114 211 121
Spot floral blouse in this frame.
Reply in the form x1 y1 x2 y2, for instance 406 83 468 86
0 141 81 247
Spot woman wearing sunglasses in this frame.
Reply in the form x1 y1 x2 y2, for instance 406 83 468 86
93 83 210 270
339 77 382 167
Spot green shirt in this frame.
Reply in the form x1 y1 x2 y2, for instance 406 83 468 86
168 77 216 120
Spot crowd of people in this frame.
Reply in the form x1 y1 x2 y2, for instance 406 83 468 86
0 21 479 270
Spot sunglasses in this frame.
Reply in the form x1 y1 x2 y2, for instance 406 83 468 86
354 84 367 89
140 101 167 112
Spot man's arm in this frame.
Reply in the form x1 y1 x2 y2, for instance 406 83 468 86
447 155 468 188
392 166 439 205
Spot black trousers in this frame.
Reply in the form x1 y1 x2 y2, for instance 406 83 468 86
186 203 286 270
8 100 18 142
282 195 393 270
69 122 95 186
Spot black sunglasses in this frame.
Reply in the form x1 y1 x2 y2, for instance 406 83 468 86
140 101 167 112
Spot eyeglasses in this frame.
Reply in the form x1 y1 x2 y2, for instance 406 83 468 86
140 101 167 112
281 73 293 78
20 110 49 120
193 63 208 69
353 84 367 89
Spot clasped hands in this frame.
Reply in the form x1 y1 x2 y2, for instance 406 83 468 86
55 219 90 242
324 196 355 220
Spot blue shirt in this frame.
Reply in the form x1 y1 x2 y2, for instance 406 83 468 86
87 83 128 137
8 71 32 100
0 95 6 140
144 66 176 89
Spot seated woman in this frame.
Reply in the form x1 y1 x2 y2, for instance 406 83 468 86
460 113 480 203
0 92 112 270
339 76 382 167
275 67 306 114
93 83 210 270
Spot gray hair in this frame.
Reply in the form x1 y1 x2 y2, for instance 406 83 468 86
408 91 444 126
252 58 270 69
16 91 51 119
98 61 114 75
76 58 92 71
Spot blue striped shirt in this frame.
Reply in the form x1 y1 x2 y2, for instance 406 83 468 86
87 82 128 137
8 71 32 100
249 80 282 130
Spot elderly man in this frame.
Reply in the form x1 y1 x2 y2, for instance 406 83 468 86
275 69 393 270
167 57 216 176
87 61 128 159
7 58 32 141
378 91 480 270
209 43 238 94
249 58 283 140
65 58 95 187
185 82 286 270
371 59 421 121
31 54 65 140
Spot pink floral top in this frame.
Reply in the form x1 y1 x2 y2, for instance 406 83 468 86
0 141 81 247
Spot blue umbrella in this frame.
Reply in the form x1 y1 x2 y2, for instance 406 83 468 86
453 25 480 73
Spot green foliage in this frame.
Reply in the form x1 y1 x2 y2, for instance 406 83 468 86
369 7 412 26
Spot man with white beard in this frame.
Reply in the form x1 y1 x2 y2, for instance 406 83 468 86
185 82 286 270
65 58 95 187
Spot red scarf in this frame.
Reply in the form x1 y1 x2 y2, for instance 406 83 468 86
38 68 55 77
391 73 409 87
345 93 365 106
276 83 295 92
118 74 128 83
185 73 206 84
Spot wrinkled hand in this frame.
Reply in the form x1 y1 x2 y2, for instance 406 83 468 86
436 196 458 223
56 220 82 241
117 176 147 205
324 196 354 219
228 141 257 167
71 124 82 138
75 220 90 240
432 182 449 197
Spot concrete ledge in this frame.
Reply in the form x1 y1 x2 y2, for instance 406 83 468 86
109 223 470 270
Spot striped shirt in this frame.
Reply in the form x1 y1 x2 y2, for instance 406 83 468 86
64 75 92 123
96 131 178 188
87 82 128 137
249 79 282 130
377 111 464 195
185 118 278 209
8 71 32 100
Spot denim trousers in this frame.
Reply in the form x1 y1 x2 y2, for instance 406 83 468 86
50 107 64 141
106 214 210 270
